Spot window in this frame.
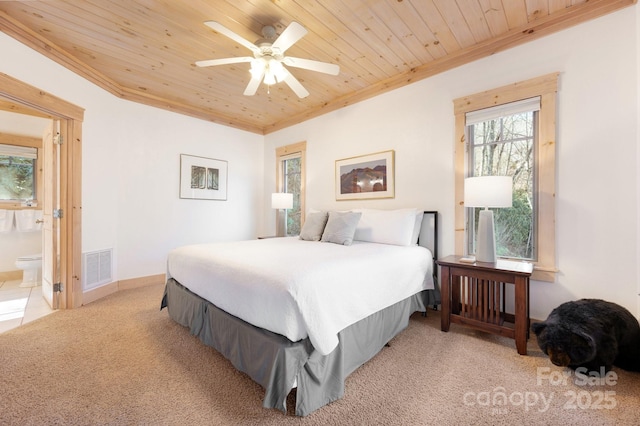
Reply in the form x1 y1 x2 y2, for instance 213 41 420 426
466 98 538 260
0 142 38 202
454 74 558 282
276 142 306 236
281 155 301 235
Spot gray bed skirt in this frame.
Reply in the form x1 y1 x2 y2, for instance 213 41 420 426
161 278 434 416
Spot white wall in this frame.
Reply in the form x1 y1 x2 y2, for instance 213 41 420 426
0 32 265 283
637 1 640 321
265 6 640 320
0 228 41 271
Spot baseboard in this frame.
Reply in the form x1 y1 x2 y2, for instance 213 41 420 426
82 273 166 305
0 270 22 281
82 281 118 305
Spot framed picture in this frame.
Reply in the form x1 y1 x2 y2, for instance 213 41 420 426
335 150 395 200
180 154 228 200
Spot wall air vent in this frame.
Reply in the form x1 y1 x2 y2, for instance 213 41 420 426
82 248 113 290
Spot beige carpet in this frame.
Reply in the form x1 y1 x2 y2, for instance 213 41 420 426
1 284 638 425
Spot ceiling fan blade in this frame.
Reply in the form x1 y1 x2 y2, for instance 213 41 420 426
204 21 260 54
244 70 264 96
281 68 309 98
272 22 307 53
283 57 340 75
195 57 253 67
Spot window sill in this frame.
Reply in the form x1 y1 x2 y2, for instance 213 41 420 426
532 265 557 283
0 202 39 209
493 258 556 283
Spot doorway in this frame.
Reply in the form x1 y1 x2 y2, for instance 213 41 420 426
0 72 83 309
0 111 54 331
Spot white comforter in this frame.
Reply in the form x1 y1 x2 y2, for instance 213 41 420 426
166 237 433 355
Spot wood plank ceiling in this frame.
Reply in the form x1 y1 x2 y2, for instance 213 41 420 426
0 0 634 134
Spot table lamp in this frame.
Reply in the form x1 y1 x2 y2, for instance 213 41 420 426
464 176 512 263
272 192 293 237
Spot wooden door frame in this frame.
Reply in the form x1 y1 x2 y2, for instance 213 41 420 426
0 72 84 308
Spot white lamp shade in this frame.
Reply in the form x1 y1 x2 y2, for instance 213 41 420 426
271 192 293 209
464 176 513 208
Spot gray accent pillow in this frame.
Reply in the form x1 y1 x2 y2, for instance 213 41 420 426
299 211 329 241
321 211 362 245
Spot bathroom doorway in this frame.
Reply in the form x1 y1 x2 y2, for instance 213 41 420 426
0 72 84 309
0 108 53 326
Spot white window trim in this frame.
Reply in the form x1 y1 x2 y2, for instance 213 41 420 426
0 143 38 158
465 97 540 125
453 73 558 282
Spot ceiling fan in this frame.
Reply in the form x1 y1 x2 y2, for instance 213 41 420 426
196 21 340 98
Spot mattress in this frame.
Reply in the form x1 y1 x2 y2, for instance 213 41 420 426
166 236 433 355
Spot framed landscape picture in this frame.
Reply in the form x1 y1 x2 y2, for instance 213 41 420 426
335 150 395 200
180 154 228 200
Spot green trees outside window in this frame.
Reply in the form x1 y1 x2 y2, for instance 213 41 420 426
0 154 35 200
283 156 301 236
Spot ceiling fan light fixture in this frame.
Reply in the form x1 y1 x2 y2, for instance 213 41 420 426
263 70 277 86
249 59 265 78
269 60 286 83
257 58 286 86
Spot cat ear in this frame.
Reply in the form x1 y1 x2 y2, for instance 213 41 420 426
532 322 546 335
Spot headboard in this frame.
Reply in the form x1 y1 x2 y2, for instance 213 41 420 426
418 211 440 309
418 211 438 262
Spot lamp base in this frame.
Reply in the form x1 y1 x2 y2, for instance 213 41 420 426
275 209 286 237
476 209 497 263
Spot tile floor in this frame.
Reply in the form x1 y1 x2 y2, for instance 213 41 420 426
0 279 54 334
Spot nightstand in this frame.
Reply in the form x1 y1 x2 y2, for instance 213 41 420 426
436 255 534 355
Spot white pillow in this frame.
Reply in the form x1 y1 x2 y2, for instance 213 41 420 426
299 211 328 241
321 211 362 245
411 211 424 245
353 208 418 246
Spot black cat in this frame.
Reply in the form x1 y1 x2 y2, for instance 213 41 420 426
532 299 640 373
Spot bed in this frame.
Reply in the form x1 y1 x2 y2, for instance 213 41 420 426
161 209 439 416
